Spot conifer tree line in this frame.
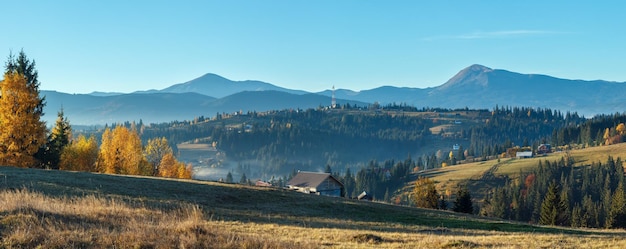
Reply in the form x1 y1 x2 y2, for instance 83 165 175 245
0 51 190 179
481 156 626 228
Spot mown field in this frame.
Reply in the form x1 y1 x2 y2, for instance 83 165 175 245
0 165 625 248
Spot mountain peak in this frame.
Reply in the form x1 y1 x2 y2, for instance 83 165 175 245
438 64 493 89
465 64 493 72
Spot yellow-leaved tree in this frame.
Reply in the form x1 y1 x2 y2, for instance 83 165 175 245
158 152 192 179
158 152 178 178
0 51 46 167
413 177 439 209
98 126 150 175
144 137 173 176
59 135 99 172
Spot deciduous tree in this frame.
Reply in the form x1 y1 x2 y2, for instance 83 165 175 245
98 126 149 175
0 51 46 167
144 137 173 176
413 177 439 209
60 135 98 171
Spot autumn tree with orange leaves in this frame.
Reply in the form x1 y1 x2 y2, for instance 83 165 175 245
0 51 46 167
60 135 99 172
97 126 190 179
158 152 191 179
98 126 151 175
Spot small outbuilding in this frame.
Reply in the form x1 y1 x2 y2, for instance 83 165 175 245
516 151 533 159
357 191 372 201
287 171 344 197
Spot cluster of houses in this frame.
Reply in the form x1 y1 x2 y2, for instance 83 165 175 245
515 144 552 158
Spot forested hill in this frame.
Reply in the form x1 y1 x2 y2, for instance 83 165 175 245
124 105 584 177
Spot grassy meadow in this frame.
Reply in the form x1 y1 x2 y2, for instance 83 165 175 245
1 164 626 248
415 143 626 203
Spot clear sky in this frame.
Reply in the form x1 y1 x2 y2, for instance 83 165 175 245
2 1 625 94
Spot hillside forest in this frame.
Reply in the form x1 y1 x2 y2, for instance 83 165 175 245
4 51 626 229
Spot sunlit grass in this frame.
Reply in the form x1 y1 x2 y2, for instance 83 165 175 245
413 143 626 204
1 166 625 248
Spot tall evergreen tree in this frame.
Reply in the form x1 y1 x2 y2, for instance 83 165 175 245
225 172 234 183
4 50 45 115
37 109 71 169
324 164 332 174
453 186 474 214
240 173 248 184
539 182 559 225
540 181 569 226
608 180 626 228
0 51 46 167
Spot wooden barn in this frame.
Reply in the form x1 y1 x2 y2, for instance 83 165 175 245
287 171 344 197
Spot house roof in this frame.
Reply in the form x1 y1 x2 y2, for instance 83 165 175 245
516 151 533 157
287 171 343 188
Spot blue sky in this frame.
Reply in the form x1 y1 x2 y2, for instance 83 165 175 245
2 1 624 94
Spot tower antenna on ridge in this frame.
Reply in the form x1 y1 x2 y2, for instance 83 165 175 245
331 85 336 109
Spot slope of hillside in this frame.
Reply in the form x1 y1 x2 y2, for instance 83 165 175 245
0 166 623 248
411 143 626 204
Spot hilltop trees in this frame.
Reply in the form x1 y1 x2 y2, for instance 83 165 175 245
0 51 46 167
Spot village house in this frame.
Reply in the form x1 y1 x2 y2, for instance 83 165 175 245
537 144 552 154
287 171 344 197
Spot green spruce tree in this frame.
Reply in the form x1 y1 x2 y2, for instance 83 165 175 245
225 172 234 183
539 181 568 226
453 186 474 214
38 109 71 169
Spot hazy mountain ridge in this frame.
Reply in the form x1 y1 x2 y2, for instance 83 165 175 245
43 90 365 125
42 64 626 125
158 73 309 98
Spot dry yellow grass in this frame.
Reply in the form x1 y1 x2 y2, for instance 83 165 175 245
1 166 626 248
424 160 500 191
2 188 625 248
0 188 314 248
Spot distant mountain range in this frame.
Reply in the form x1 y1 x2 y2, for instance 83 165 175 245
42 64 626 125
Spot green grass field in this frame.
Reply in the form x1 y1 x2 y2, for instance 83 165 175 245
1 165 625 248
417 143 626 202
